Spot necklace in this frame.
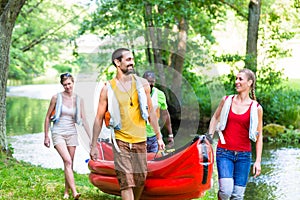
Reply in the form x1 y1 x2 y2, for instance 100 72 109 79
117 78 133 106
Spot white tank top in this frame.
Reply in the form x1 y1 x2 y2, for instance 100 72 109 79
51 104 77 135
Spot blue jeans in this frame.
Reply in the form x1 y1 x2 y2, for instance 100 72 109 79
147 135 158 153
216 147 251 200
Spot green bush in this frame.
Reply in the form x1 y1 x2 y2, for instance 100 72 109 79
258 88 300 128
265 127 300 144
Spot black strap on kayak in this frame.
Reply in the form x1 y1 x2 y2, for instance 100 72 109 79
153 136 198 161
200 136 209 184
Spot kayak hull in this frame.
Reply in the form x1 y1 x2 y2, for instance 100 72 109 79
88 136 214 200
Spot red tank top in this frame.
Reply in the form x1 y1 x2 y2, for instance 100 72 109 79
217 99 252 152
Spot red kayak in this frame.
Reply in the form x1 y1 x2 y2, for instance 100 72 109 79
88 135 214 200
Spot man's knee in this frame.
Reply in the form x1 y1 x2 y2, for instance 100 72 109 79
121 187 134 199
218 178 234 200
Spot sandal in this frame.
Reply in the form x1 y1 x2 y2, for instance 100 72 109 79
74 193 81 200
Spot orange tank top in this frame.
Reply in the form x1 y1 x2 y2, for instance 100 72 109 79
110 77 147 143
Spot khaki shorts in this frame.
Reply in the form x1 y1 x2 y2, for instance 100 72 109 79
52 134 79 147
113 139 147 190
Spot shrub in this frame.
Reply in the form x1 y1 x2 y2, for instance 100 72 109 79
258 88 300 128
265 127 300 144
263 123 285 138
52 64 73 74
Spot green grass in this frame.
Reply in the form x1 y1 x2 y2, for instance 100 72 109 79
0 151 217 200
0 152 120 200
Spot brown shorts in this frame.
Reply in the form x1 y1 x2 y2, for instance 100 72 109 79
112 139 147 190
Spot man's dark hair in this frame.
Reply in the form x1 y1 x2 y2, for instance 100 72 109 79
111 48 130 67
143 71 155 79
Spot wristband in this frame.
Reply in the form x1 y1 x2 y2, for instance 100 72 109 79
168 134 174 138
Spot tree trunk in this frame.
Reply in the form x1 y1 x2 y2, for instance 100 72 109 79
144 1 153 66
245 0 261 73
143 2 166 86
0 0 26 152
170 17 187 109
164 17 187 136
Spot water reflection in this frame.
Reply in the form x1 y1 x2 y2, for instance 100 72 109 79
6 97 49 136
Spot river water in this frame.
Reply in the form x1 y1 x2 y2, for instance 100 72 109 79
6 83 300 199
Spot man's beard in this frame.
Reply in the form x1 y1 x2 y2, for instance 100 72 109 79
121 65 135 75
150 85 154 93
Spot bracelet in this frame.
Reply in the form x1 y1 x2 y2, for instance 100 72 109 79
168 134 174 138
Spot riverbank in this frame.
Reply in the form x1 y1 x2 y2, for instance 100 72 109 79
8 132 90 174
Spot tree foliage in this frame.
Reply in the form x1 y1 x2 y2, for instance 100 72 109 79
76 0 300 131
1 0 90 153
78 0 227 123
10 0 88 81
1 0 298 148
214 0 300 128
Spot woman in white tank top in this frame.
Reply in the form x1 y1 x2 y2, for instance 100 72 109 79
43 73 91 199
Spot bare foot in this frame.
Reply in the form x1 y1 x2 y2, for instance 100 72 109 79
63 194 69 199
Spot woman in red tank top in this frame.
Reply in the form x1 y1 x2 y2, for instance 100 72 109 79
208 68 263 200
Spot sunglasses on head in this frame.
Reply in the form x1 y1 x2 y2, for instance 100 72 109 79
60 73 71 79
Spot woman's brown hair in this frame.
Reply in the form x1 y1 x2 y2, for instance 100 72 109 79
60 72 74 84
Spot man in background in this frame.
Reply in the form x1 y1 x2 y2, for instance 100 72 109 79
143 71 174 153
